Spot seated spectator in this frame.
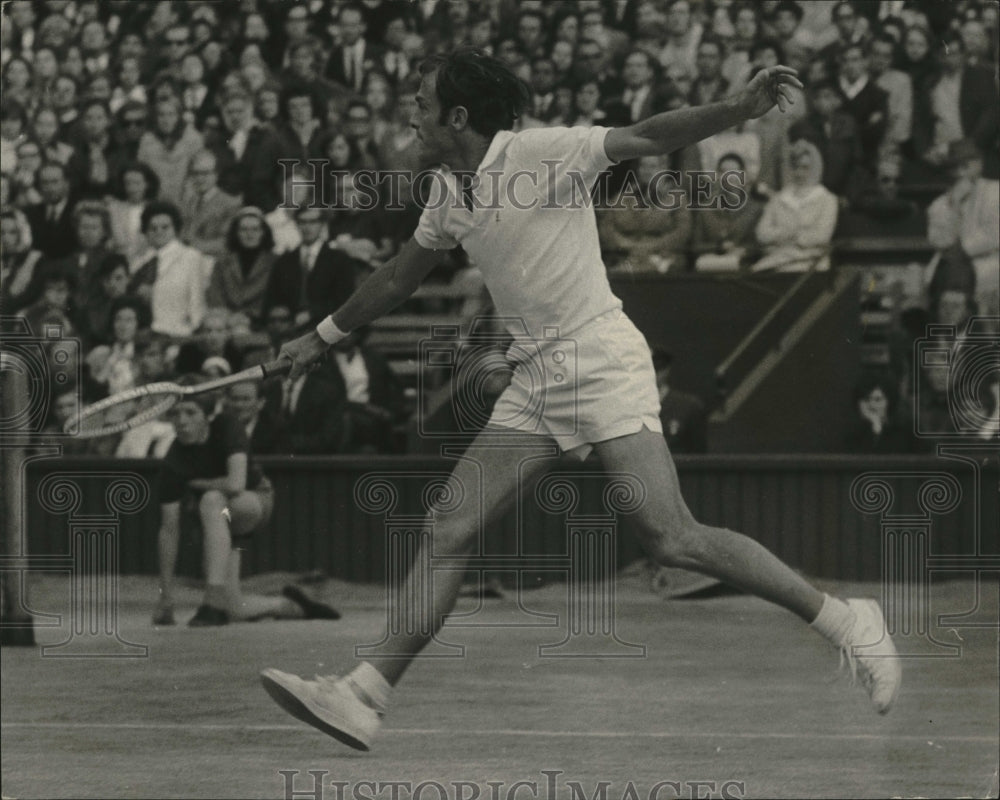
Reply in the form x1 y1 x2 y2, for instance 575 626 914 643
843 372 917 453
868 33 913 151
136 95 204 206
691 153 764 271
106 161 159 268
206 206 277 323
789 79 866 199
205 89 285 212
835 43 889 169
598 154 691 274
816 1 870 73
652 347 707 453
327 328 408 454
114 101 148 162
837 155 924 238
30 106 75 167
275 338 349 454
11 138 44 207
129 201 209 338
0 100 28 177
175 308 245 376
751 140 838 272
179 150 242 260
23 160 76 259
78 253 133 346
274 83 324 164
926 140 1000 317
20 265 76 339
723 2 759 89
109 56 147 115
67 99 126 199
114 330 178 459
154 381 338 626
84 294 149 397
62 199 114 317
770 0 815 73
658 0 702 77
570 76 609 127
327 179 394 267
225 379 283 456
343 100 384 171
914 33 999 180
0 208 44 314
523 56 561 126
263 206 358 329
689 36 730 107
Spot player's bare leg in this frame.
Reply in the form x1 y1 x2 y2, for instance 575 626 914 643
261 431 560 747
593 426 900 713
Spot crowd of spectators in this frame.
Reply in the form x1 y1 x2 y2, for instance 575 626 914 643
1 0 997 456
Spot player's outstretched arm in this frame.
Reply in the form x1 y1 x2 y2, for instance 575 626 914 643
279 238 443 380
604 65 803 163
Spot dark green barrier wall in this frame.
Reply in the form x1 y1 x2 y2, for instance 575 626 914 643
21 454 997 583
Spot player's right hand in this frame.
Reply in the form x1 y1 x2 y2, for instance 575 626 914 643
279 331 329 381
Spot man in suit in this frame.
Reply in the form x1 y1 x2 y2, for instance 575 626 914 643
262 206 358 328
835 42 888 168
526 57 560 124
612 50 666 125
652 348 707 454
325 3 384 94
24 161 77 259
917 34 999 180
180 150 242 259
276 349 349 455
789 80 865 198
689 36 731 107
327 328 408 454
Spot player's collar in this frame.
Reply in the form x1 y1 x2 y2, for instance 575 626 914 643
475 130 515 174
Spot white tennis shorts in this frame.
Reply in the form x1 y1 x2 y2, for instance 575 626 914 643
487 308 663 459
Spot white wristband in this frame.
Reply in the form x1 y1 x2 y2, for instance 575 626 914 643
316 316 348 345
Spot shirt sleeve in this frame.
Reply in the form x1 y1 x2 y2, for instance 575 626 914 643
513 126 616 180
414 170 460 251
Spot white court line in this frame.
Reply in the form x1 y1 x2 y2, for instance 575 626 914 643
1 722 996 743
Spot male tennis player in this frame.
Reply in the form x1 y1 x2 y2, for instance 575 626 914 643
261 48 900 749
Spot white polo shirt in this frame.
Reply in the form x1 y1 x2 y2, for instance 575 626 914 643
414 126 623 340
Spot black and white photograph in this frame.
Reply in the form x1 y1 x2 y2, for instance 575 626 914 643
0 0 998 797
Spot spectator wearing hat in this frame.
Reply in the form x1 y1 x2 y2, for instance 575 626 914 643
207 207 277 323
179 150 242 260
651 347 707 454
927 140 1000 316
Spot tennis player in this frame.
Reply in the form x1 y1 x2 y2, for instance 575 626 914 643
261 48 900 749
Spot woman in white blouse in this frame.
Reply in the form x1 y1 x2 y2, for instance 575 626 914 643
106 161 159 270
129 201 210 338
750 139 838 272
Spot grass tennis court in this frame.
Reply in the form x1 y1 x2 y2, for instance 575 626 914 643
2 573 997 799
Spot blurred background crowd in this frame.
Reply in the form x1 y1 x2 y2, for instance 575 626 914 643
1 0 997 457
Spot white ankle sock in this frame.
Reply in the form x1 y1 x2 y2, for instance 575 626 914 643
809 594 855 647
346 662 391 713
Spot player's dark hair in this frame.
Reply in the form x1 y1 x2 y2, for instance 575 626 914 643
419 47 530 138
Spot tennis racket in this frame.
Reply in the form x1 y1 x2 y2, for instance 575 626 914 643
66 358 292 438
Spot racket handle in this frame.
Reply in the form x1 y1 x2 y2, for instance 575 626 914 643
261 357 292 378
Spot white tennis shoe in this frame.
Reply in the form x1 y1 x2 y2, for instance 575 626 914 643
842 599 902 714
260 669 382 750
